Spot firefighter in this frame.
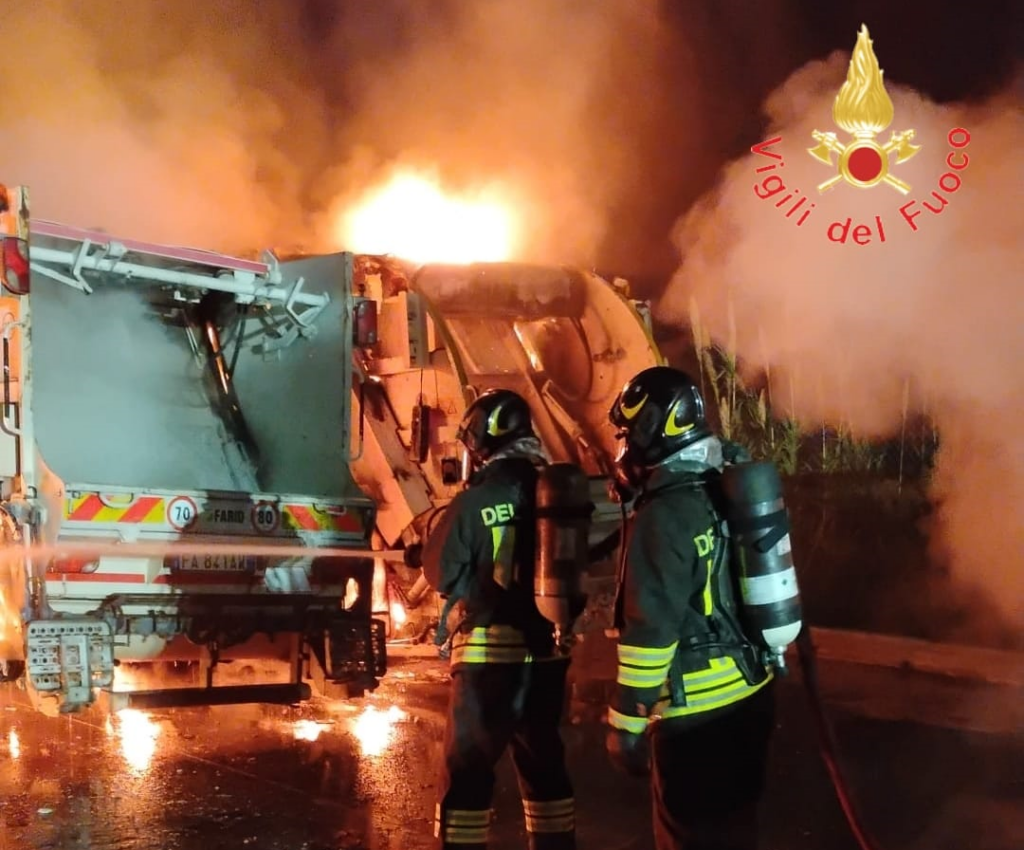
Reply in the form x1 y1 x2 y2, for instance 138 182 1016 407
605 366 777 850
421 388 576 850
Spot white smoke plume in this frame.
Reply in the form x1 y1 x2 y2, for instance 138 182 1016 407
659 51 1024 640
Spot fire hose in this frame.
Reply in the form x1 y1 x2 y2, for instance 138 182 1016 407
795 627 885 850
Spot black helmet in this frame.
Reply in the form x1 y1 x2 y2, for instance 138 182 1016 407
609 366 711 470
457 388 534 466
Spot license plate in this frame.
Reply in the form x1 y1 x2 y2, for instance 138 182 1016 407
170 554 258 573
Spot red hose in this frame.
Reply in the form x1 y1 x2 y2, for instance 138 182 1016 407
795 628 885 850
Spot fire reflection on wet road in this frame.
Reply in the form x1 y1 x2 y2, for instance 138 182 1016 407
2 655 1023 850
0 663 445 850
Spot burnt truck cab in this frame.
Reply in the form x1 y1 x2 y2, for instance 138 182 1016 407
0 187 386 716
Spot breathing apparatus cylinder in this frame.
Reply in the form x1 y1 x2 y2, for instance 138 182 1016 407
535 463 593 654
721 460 803 670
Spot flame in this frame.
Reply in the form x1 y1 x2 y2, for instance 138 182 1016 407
7 728 19 760
343 577 360 611
390 600 407 628
350 705 406 757
0 548 26 662
111 708 161 773
833 24 895 137
337 170 520 264
292 719 328 742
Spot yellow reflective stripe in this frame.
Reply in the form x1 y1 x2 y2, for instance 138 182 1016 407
449 624 563 665
617 642 678 667
452 625 527 646
702 556 714 616
443 826 489 843
451 645 533 664
446 811 490 827
680 656 742 690
434 806 491 843
616 664 670 688
617 641 677 688
523 798 574 816
607 707 648 734
659 670 774 719
523 796 575 833
526 813 575 833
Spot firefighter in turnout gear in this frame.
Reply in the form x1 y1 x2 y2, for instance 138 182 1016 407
605 366 777 850
421 389 576 850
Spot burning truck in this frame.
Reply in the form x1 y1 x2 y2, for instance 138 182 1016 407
0 183 663 717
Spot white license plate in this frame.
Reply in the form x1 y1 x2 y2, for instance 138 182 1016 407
170 554 258 573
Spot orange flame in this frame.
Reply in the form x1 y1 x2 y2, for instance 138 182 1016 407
109 708 161 773
390 600 407 627
336 170 520 264
0 548 26 662
350 704 406 757
292 719 329 742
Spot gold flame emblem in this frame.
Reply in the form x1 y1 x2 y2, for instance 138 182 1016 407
808 25 921 194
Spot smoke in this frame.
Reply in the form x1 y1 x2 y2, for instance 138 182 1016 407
312 0 668 263
0 0 805 267
658 52 1024 639
0 0 329 253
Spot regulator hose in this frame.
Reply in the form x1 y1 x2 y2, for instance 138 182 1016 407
796 627 885 850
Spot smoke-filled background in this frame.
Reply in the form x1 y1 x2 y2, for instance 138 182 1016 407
0 0 1021 640
660 63 1024 637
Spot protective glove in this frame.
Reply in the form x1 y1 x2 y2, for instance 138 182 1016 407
605 728 650 778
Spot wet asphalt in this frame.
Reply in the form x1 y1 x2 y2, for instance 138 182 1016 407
1 654 1022 850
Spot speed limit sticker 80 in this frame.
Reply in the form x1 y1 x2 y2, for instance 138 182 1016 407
251 502 280 534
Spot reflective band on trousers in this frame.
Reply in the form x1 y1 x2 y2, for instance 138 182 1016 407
522 797 575 834
449 624 560 666
435 804 491 845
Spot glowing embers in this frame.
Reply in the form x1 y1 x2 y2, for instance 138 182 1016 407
338 170 520 264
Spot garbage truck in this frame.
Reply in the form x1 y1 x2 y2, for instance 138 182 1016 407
0 182 664 717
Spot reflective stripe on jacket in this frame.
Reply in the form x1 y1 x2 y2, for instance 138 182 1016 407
450 624 560 666
608 461 770 733
608 644 772 731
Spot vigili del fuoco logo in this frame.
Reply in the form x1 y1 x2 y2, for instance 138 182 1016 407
750 24 972 245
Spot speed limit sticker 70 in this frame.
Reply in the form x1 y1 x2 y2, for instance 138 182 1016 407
167 496 198 531
251 502 279 534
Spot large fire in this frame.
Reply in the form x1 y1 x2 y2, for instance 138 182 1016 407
337 171 520 264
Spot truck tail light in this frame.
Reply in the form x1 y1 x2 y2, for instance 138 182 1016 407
49 558 99 574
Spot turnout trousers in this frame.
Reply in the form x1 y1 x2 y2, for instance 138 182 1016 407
650 681 776 850
434 658 575 850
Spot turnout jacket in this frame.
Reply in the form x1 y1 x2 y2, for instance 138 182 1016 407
608 453 772 734
423 452 557 665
